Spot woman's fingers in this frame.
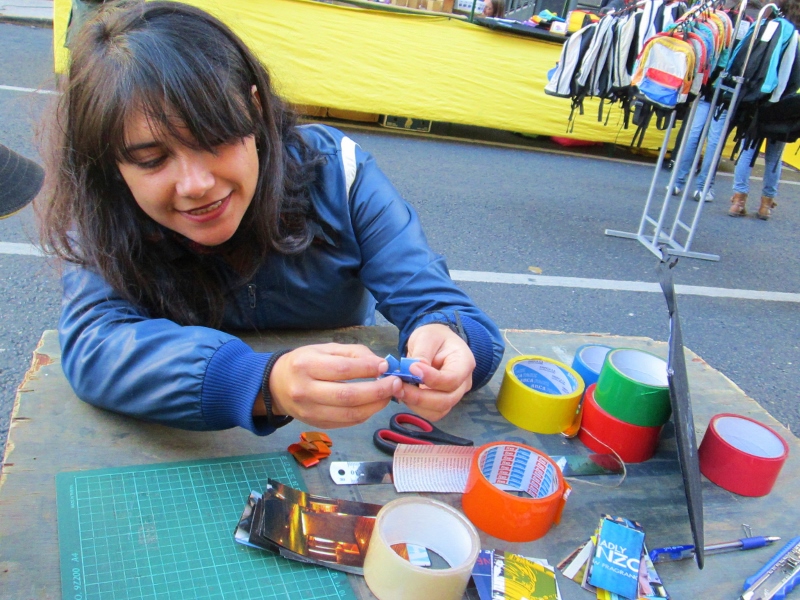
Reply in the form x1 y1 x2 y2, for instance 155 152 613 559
269 345 402 428
398 381 470 422
287 343 390 381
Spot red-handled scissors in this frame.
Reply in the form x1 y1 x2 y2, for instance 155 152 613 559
373 412 473 455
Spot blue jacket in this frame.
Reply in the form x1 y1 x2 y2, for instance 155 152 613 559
59 125 505 435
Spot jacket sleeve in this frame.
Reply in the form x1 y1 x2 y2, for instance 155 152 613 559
59 264 277 434
344 140 505 389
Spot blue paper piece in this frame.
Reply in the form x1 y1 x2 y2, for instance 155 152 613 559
380 354 423 385
588 517 645 600
472 549 494 600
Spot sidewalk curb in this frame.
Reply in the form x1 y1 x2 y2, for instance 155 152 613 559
0 16 53 26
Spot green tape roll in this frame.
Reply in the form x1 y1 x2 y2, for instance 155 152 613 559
594 348 671 427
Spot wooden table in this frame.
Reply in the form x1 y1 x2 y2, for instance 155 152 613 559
1 327 797 599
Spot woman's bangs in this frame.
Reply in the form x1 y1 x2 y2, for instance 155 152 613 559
137 41 255 152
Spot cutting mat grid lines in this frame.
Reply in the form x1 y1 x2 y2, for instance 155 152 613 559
56 453 356 600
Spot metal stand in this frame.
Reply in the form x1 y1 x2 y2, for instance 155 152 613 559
606 0 775 261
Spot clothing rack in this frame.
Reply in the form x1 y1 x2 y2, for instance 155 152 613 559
605 0 777 261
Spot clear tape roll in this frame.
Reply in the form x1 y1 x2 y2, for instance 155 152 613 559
363 497 480 600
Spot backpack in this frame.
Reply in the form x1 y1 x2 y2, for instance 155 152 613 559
631 33 696 109
545 23 598 98
753 93 800 143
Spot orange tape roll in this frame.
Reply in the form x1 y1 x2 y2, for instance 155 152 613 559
461 442 571 542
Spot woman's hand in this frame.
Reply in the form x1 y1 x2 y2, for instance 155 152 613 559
399 323 475 422
263 343 402 429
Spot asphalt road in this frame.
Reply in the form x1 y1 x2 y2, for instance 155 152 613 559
1 21 798 468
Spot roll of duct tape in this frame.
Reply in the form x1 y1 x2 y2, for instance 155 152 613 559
461 442 571 542
577 383 663 463
363 497 480 600
496 356 584 434
594 348 671 427
571 344 613 388
698 413 789 497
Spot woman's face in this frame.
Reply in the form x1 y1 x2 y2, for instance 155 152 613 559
483 1 494 16
117 111 259 247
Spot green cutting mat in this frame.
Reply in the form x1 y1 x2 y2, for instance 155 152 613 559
56 453 356 600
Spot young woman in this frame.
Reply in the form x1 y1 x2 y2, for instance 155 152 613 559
39 1 504 435
483 0 506 18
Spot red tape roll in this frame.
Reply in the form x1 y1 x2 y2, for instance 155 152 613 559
698 413 789 497
577 384 662 463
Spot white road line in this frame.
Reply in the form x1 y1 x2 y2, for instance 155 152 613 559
2 242 797 302
0 84 58 95
451 270 800 303
0 242 44 256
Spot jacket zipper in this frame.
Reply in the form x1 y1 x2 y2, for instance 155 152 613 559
247 284 257 309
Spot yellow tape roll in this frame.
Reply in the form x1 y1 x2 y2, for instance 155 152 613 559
496 356 585 434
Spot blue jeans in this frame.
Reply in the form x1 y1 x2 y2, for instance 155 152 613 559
675 100 727 194
733 140 785 198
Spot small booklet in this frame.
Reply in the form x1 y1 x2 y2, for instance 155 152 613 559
588 516 646 600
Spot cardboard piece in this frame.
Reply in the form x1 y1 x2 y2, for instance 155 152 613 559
657 257 704 569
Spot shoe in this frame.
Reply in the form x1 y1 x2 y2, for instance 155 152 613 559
692 189 714 202
666 185 683 196
757 196 777 220
729 192 747 217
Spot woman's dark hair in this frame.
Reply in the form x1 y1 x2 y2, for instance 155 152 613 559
485 0 505 17
39 0 320 326
780 0 800 26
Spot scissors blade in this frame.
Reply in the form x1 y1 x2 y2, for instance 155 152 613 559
329 461 393 485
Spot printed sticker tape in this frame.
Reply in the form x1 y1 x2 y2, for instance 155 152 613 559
698 413 789 497
594 348 671 427
571 344 613 388
461 442 571 542
496 356 585 434
577 383 662 463
363 497 480 600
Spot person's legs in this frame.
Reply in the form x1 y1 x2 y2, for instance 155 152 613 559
673 100 711 193
757 140 785 219
692 108 727 202
732 145 755 193
760 140 784 199
730 144 755 216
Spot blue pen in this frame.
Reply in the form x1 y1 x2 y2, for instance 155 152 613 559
649 536 782 563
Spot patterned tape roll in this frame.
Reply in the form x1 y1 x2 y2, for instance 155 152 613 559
594 348 671 427
461 442 571 542
496 356 585 434
363 497 480 600
571 344 613 388
698 413 789 497
577 384 663 463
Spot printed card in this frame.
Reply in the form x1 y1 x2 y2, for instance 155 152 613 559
491 551 559 600
472 549 494 600
588 516 645 600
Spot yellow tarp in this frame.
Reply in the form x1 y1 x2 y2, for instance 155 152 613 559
785 141 800 170
53 0 800 168
51 0 664 147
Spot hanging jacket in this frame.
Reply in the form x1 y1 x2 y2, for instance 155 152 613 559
59 124 505 435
